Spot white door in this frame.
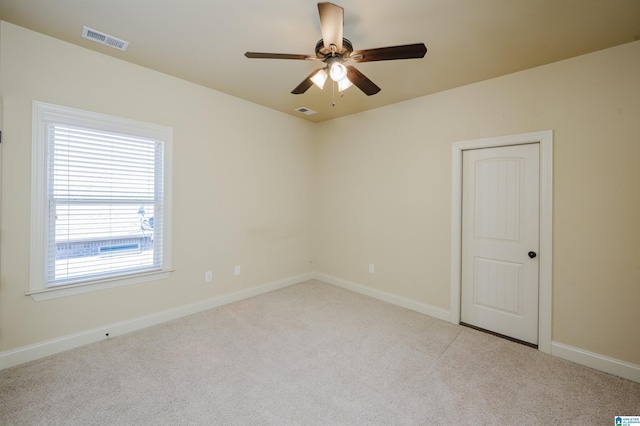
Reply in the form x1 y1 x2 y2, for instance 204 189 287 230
461 143 540 345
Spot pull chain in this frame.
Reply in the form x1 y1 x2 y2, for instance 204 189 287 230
332 81 336 107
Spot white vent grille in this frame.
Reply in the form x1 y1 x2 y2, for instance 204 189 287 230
82 26 129 51
295 107 317 115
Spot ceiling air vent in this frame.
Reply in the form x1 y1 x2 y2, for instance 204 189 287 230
295 107 317 115
82 26 129 51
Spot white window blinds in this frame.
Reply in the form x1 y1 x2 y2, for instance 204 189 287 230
46 123 164 286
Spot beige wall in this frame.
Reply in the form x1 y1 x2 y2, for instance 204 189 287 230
2 21 639 367
0 22 316 351
315 40 640 365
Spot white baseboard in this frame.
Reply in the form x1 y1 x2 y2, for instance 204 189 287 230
0 273 314 370
314 273 640 383
313 272 450 322
552 342 640 383
4 272 639 384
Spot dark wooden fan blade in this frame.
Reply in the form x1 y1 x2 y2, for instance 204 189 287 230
245 52 315 60
351 43 427 62
346 66 381 96
318 2 343 51
291 68 324 94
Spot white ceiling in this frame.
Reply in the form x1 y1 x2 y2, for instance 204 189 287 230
1 0 639 122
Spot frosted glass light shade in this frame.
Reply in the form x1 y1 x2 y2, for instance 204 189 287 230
310 69 328 89
329 63 347 82
337 77 353 92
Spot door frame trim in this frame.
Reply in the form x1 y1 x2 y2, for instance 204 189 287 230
450 130 553 353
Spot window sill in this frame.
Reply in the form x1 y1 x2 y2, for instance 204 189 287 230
26 269 174 301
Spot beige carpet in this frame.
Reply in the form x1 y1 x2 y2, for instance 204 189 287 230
1 280 639 425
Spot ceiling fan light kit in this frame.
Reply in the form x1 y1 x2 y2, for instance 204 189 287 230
310 69 328 89
329 62 347 82
337 76 352 92
244 2 427 101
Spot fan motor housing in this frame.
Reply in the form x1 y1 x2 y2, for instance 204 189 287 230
315 38 353 60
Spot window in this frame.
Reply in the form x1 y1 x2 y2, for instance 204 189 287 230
30 102 173 300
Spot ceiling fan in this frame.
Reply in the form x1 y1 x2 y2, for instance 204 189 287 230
244 2 427 96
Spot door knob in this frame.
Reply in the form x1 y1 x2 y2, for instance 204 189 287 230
528 251 537 259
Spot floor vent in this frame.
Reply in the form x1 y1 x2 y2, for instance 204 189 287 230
295 107 317 115
82 26 129 51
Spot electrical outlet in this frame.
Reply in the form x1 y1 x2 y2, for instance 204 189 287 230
369 264 375 273
234 265 241 276
205 271 212 282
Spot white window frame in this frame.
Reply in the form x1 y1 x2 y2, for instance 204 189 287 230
29 101 173 301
